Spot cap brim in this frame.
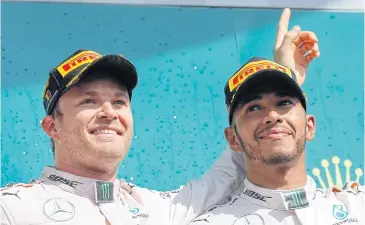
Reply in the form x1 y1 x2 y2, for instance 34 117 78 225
63 54 138 97
229 70 306 124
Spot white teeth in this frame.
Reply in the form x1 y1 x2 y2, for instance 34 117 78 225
93 129 117 135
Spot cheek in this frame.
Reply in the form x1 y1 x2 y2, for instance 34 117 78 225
240 128 254 143
286 114 306 136
60 114 90 133
297 122 307 136
119 109 134 128
237 120 258 143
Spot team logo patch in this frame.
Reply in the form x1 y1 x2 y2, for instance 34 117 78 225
332 204 348 220
43 198 75 222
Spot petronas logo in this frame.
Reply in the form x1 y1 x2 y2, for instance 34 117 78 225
332 204 348 220
311 156 364 189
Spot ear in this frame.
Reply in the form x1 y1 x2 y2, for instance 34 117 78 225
224 126 242 153
305 114 316 141
41 116 59 140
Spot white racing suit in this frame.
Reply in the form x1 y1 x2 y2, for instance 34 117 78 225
0 148 245 225
190 176 364 225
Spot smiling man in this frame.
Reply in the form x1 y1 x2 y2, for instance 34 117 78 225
189 57 365 225
0 50 245 225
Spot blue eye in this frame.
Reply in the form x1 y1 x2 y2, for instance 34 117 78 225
114 100 129 106
114 100 125 105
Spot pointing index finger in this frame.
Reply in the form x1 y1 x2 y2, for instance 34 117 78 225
275 8 291 50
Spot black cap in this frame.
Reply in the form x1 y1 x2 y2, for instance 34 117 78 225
224 57 306 125
42 49 138 115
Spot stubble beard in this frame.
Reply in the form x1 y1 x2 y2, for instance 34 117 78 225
241 133 306 165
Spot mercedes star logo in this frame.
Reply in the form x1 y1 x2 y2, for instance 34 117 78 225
43 198 75 222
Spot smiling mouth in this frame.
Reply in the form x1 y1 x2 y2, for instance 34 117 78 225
258 128 291 139
91 129 122 136
259 132 290 139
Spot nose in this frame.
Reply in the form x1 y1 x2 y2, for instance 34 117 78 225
96 102 118 120
262 110 283 124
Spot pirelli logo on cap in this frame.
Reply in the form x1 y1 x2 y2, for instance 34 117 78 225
57 51 101 77
228 60 292 92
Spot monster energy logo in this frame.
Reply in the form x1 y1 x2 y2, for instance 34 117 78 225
95 181 114 203
101 183 110 200
284 189 309 210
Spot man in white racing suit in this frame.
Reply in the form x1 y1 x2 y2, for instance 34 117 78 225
1 45 249 224
0 48 245 225
191 178 364 224
190 9 364 225
0 8 321 225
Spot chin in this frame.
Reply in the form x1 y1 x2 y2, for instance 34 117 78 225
88 141 125 154
263 148 302 165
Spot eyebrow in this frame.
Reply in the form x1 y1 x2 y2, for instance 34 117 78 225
84 91 129 98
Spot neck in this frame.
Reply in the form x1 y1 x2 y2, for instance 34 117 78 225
244 153 307 190
55 161 118 181
54 150 119 182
